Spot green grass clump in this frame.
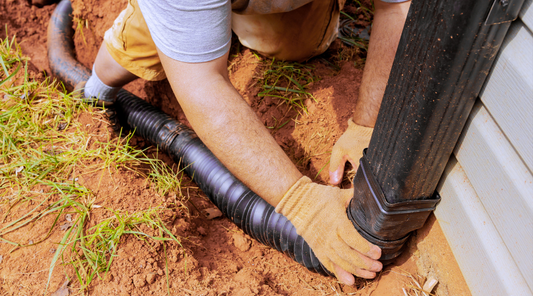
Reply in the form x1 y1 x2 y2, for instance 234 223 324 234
258 58 318 114
61 206 180 291
148 155 186 197
0 32 186 293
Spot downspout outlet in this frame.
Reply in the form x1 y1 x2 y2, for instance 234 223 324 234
347 150 441 262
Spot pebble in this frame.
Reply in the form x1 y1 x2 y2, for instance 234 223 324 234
232 233 251 252
132 274 145 288
146 272 157 284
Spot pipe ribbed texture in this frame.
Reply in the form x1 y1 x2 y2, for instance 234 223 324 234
48 0 331 276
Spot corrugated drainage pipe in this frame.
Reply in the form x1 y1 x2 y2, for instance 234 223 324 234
48 0 332 276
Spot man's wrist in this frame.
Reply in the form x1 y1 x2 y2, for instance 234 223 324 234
352 111 377 128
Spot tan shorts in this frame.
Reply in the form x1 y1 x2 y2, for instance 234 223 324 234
104 0 344 81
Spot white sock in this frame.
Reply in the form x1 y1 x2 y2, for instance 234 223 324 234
84 65 121 102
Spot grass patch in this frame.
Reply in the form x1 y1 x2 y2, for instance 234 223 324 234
60 206 181 291
257 58 318 114
0 33 187 293
148 153 186 197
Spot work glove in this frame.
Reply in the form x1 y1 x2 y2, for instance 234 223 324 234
275 176 382 283
329 119 373 185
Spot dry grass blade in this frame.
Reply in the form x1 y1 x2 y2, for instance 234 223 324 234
391 269 438 296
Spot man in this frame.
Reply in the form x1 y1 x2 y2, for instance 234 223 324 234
76 0 410 285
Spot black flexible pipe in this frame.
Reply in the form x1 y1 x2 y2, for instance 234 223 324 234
48 0 332 276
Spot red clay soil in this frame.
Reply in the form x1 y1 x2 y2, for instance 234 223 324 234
0 0 471 295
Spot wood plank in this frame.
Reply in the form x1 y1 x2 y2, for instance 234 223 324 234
520 0 533 30
454 102 533 290
480 21 533 172
436 158 532 296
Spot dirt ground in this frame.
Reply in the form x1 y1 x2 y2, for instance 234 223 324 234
0 0 471 295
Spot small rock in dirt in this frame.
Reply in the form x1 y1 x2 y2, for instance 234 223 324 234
203 208 223 219
157 269 164 276
65 214 72 222
49 248 56 254
146 272 157 284
232 233 251 252
172 219 191 234
132 274 146 288
51 280 69 296
28 240 33 245
423 277 439 293
199 266 210 278
169 250 182 263
59 222 73 231
0 255 3 264
197 226 207 236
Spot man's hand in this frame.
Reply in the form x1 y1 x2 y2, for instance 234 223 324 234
276 176 382 283
329 119 373 185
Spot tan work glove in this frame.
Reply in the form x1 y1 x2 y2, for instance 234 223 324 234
276 176 382 283
329 119 373 185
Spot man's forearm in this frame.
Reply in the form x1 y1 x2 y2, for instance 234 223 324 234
158 50 302 206
354 0 411 127
328 1 411 184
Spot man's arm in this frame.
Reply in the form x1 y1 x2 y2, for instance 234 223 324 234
329 0 411 184
158 50 302 205
157 49 381 284
354 0 411 128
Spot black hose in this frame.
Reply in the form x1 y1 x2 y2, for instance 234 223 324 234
48 0 332 276
47 0 91 90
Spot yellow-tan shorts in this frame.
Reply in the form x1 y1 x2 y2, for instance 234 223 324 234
104 0 344 81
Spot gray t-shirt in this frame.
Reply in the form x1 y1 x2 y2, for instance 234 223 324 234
137 0 232 63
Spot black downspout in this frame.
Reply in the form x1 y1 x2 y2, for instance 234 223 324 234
347 0 526 261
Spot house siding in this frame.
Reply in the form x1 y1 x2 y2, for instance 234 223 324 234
435 1 533 295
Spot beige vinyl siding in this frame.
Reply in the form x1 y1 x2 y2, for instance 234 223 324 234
435 2 533 295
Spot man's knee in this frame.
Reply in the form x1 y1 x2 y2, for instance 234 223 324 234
232 0 342 61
